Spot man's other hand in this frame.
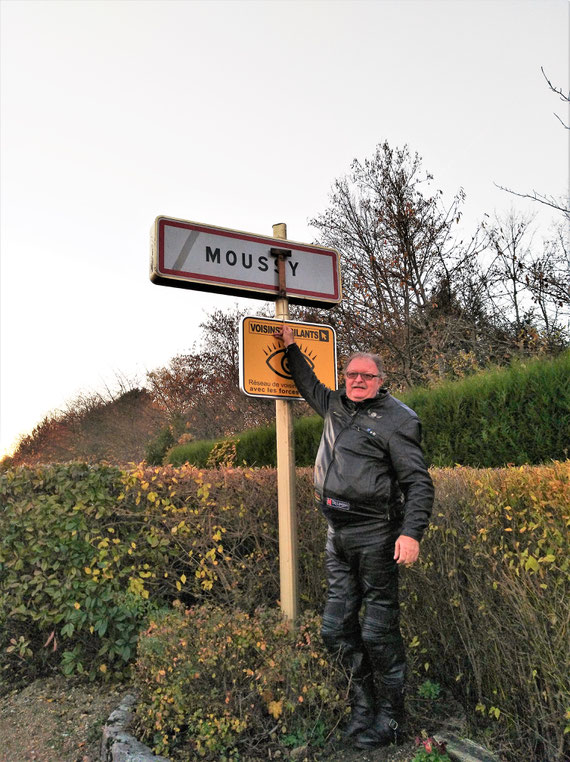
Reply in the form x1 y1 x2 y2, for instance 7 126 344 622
275 324 295 346
394 535 420 565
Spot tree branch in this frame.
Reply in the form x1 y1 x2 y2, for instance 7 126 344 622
493 183 569 217
541 67 569 129
541 67 570 103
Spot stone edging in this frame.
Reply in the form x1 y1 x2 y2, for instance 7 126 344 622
100 695 501 762
100 694 169 762
435 731 501 762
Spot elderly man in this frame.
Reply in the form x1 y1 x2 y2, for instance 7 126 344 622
275 325 434 749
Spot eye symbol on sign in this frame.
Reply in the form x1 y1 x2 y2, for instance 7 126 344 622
265 347 315 379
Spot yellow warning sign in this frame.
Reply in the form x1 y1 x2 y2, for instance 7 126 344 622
240 317 337 399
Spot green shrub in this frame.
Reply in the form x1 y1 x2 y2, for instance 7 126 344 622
0 463 324 683
167 419 323 468
236 425 277 467
117 463 282 610
133 605 347 760
147 415 191 466
417 680 441 700
168 425 280 468
0 463 154 682
115 463 326 615
400 460 570 761
293 415 324 466
145 425 176 466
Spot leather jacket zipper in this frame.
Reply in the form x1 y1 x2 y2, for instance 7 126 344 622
322 410 358 495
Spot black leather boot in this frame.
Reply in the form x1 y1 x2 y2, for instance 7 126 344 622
353 678 404 748
342 672 376 738
353 712 402 749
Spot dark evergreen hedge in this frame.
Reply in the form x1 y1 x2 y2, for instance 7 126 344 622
167 352 570 468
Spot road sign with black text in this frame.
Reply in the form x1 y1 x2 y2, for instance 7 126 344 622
239 317 337 399
150 216 342 307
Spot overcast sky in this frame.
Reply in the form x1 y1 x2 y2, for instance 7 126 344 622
1 0 568 457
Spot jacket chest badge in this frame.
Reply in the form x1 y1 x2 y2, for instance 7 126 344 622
326 497 351 511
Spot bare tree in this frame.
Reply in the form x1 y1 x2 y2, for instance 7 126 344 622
146 305 277 440
310 141 488 387
496 68 569 220
523 224 569 342
484 212 537 332
482 211 569 350
542 67 570 130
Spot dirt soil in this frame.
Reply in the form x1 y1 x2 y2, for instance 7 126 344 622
0 676 126 762
0 677 461 762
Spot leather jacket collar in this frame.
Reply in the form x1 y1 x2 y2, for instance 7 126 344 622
340 387 389 410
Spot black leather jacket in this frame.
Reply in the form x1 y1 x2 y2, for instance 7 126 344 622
286 344 434 540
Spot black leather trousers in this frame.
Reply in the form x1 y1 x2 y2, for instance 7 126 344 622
321 519 406 721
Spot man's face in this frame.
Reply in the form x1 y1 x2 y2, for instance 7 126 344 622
345 357 383 402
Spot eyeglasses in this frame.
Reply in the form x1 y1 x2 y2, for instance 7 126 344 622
345 372 381 381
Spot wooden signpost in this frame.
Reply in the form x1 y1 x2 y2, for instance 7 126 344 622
272 223 298 620
150 216 342 621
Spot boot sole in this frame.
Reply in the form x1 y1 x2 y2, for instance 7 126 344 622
353 731 402 749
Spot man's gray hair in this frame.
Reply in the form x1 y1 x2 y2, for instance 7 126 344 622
344 352 385 377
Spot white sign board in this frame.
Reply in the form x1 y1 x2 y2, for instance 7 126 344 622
150 216 342 307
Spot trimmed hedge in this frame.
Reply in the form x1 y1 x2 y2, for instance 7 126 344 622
167 351 570 468
406 350 570 467
0 463 321 684
132 462 570 760
168 416 322 469
0 463 149 682
403 462 569 761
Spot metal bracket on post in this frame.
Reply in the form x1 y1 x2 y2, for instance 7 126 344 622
270 248 292 299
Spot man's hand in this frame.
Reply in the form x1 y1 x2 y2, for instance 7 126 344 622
274 324 295 347
394 535 420 565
